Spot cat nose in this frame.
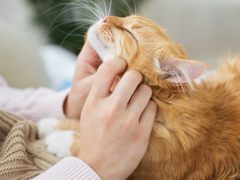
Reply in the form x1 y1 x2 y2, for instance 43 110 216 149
102 16 122 26
103 17 109 23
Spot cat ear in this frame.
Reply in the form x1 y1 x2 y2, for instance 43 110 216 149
157 57 209 85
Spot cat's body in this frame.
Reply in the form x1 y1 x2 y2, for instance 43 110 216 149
130 58 240 180
38 15 240 179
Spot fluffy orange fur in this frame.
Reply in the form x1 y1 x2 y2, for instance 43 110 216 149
53 15 240 179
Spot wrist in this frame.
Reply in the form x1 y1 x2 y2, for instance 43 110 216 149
78 151 106 180
78 151 124 180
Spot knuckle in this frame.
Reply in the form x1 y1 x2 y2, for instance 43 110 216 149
102 109 114 120
114 96 123 105
110 95 123 108
110 102 120 112
101 111 115 125
101 103 120 121
85 98 98 111
127 70 142 83
149 100 157 108
140 85 152 96
122 121 133 131
110 57 126 64
89 90 101 101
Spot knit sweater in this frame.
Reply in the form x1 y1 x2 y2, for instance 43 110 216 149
0 75 101 180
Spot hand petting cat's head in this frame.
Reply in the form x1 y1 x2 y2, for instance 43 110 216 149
88 15 208 96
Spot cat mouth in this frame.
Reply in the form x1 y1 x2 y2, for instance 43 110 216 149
95 30 108 49
88 20 108 48
88 20 114 62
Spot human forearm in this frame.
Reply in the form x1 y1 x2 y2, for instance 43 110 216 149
0 86 69 122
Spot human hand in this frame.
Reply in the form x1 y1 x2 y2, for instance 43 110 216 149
63 40 102 119
78 58 157 180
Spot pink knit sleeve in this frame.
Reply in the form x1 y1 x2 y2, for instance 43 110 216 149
32 157 101 180
0 80 70 122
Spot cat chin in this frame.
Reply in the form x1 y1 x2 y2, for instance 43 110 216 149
88 21 115 62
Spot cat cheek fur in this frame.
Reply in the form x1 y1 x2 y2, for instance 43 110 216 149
87 19 115 62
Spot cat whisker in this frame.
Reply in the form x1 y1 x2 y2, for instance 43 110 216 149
133 0 137 15
46 0 95 33
47 6 87 36
65 23 91 30
61 0 104 21
61 26 87 45
78 2 103 20
47 0 106 43
59 21 91 35
57 28 85 38
37 2 74 18
79 0 105 19
89 0 106 18
69 43 83 51
48 19 94 37
62 18 96 25
134 0 146 17
47 22 71 37
118 8 129 16
108 0 113 16
72 9 100 22
102 0 107 17
122 0 134 15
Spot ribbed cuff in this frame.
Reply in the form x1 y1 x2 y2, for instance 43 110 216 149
32 157 101 180
31 88 70 121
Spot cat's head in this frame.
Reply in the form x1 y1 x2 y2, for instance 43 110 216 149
88 15 208 97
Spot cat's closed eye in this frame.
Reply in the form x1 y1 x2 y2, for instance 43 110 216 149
121 27 138 42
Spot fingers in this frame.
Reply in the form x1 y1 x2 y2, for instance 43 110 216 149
110 76 120 93
139 100 157 134
78 40 102 69
112 70 142 106
75 40 102 79
91 58 127 98
127 84 152 118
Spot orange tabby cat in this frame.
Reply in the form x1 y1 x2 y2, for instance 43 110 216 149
38 15 240 179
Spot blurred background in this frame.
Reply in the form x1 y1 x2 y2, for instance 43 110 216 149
0 0 240 90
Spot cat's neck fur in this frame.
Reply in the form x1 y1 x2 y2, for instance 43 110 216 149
127 51 196 105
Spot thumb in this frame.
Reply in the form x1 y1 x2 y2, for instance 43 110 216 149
78 40 102 69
